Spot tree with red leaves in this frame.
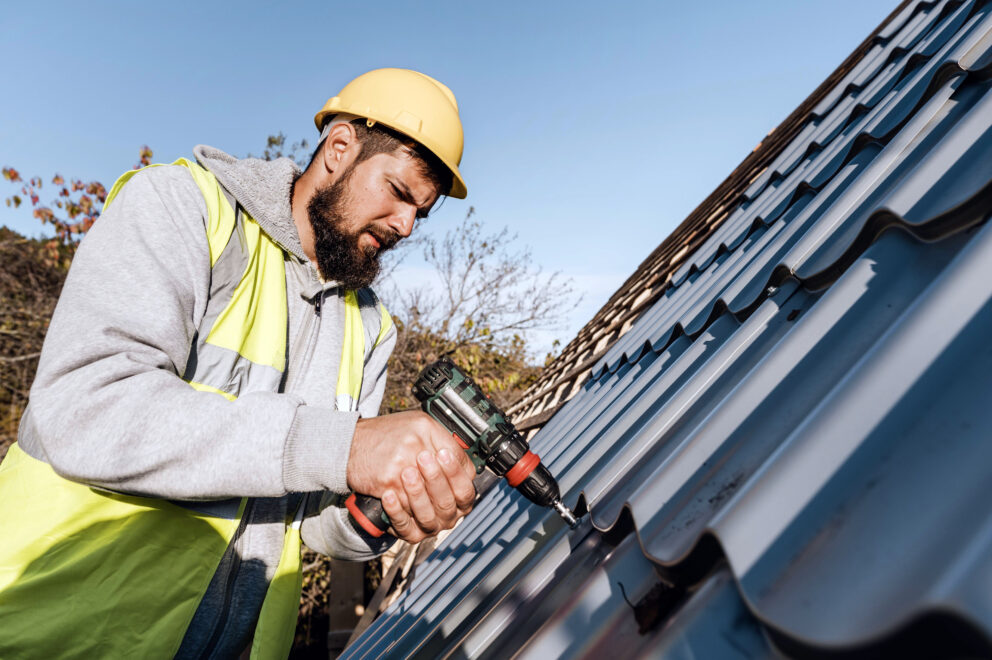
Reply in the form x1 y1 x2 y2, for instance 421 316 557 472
2 147 152 268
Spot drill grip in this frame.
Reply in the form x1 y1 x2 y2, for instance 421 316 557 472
345 493 391 538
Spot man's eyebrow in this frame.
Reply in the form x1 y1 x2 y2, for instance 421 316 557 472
392 178 435 216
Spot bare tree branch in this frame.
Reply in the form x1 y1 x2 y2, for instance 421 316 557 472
0 353 41 364
378 208 580 413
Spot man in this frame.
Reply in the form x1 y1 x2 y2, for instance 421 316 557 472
0 68 475 658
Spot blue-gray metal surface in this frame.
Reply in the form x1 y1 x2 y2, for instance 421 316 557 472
343 1 992 657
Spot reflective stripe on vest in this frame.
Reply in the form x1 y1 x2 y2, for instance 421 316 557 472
0 159 390 659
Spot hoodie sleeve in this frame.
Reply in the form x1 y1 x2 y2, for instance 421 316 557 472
299 320 398 558
17 165 350 500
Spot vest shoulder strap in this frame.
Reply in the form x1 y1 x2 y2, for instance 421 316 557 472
336 287 392 412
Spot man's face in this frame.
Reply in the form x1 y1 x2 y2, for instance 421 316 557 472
307 148 439 288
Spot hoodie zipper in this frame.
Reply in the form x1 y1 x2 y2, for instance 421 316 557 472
200 497 254 657
201 276 325 656
284 283 324 393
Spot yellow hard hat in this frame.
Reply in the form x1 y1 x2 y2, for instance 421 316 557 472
314 68 467 199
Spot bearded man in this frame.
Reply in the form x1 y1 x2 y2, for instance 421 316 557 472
0 68 475 659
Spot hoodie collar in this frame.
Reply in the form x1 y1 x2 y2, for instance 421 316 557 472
193 144 308 261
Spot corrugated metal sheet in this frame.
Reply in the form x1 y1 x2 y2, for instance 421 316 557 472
504 0 918 434
343 1 992 657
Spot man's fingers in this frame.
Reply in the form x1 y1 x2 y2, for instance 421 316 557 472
347 411 479 541
418 451 458 525
451 435 479 484
382 489 424 544
437 448 477 514
402 466 440 534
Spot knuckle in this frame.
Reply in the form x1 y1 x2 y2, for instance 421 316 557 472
401 436 420 456
457 488 476 508
453 478 474 498
436 500 457 518
383 464 402 482
412 413 434 434
439 455 461 475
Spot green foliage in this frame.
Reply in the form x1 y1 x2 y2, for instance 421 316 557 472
383 315 543 415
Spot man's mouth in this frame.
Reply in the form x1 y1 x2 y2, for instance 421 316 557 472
363 228 399 253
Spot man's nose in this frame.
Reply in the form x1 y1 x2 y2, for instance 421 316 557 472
388 204 417 238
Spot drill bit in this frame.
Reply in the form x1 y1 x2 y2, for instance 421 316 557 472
552 499 578 528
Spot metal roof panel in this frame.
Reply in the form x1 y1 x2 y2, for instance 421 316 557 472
342 3 992 657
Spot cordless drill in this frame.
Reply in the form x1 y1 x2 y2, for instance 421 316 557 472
346 356 578 537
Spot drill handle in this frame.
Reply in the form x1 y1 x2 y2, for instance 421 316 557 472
345 493 391 538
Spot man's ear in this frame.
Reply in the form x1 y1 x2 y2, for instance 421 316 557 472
320 122 359 175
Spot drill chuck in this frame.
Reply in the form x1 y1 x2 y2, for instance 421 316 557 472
512 463 578 529
512 461 559 508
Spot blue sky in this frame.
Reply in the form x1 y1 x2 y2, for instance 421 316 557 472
1 1 897 355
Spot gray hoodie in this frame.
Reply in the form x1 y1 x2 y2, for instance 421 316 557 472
17 145 395 657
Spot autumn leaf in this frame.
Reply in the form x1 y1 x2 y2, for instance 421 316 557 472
52 174 64 186
2 167 21 182
86 182 106 201
137 146 153 168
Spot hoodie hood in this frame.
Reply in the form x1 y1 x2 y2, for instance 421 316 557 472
193 145 306 260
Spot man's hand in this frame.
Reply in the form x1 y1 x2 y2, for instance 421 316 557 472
347 410 477 543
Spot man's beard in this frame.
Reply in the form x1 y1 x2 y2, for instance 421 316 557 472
306 167 400 289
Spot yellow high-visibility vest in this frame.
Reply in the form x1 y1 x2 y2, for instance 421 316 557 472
0 160 392 659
